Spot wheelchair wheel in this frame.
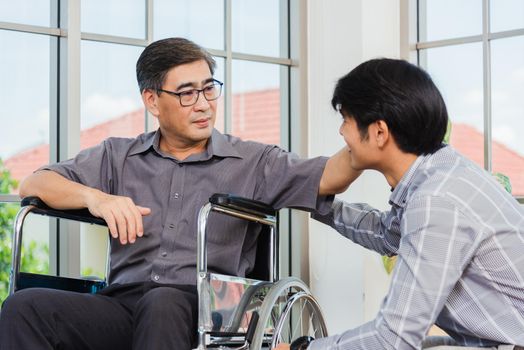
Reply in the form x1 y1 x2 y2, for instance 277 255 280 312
250 277 328 349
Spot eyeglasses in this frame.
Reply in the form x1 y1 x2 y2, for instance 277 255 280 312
156 79 223 107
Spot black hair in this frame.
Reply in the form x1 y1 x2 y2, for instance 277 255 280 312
136 37 216 93
331 58 448 155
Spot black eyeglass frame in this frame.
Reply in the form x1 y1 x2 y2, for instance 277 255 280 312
155 79 224 107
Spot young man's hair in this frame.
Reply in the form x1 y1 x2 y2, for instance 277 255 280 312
331 58 448 155
136 37 216 93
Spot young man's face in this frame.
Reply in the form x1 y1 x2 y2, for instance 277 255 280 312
146 59 217 149
339 114 374 170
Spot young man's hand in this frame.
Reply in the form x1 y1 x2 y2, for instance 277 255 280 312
86 190 151 245
274 335 314 350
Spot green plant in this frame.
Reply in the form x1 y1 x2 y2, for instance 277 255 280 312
0 159 49 304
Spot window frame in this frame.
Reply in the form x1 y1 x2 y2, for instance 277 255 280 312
413 0 524 203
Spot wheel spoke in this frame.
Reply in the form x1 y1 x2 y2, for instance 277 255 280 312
290 297 307 339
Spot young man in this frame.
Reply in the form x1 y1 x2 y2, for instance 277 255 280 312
0 38 357 350
278 58 524 350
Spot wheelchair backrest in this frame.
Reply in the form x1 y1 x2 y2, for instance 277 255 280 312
246 222 274 281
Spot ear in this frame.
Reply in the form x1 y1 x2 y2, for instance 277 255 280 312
142 89 160 117
374 120 390 148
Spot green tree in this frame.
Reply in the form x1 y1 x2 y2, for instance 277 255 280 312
0 159 49 304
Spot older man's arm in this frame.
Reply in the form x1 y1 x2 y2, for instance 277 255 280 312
20 170 150 245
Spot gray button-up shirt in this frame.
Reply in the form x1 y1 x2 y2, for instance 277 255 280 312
44 129 331 286
312 145 524 349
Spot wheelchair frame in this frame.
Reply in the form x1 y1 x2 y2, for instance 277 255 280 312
197 194 328 349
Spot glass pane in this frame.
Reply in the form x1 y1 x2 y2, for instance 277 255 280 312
231 60 281 146
0 205 50 303
0 30 51 195
81 41 144 149
491 36 524 196
491 0 524 33
81 0 146 39
232 0 282 57
419 0 482 41
154 0 224 50
0 0 52 27
81 224 109 279
422 43 484 167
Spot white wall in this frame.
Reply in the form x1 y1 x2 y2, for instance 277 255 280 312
307 0 402 335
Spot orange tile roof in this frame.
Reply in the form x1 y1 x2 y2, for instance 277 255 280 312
4 109 146 191
450 123 524 196
231 89 280 146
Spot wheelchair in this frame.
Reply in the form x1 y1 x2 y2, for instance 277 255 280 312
8 193 328 349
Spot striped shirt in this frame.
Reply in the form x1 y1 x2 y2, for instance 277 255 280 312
311 145 524 349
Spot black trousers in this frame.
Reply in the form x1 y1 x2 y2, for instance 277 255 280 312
0 282 198 350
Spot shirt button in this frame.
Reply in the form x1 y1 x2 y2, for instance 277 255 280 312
174 192 180 199
153 274 159 281
161 251 167 257
169 224 175 229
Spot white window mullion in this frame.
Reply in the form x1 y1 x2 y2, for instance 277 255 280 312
482 0 492 172
57 0 82 278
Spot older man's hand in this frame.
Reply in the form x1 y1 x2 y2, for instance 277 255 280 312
273 344 290 350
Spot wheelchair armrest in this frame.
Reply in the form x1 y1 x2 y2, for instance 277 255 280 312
9 197 108 295
17 272 107 294
21 196 107 226
209 193 276 218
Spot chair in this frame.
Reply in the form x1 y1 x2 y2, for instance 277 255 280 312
9 194 328 349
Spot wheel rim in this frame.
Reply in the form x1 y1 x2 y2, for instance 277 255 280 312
271 291 328 348
250 277 328 349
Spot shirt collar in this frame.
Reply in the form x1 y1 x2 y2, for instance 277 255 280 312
128 128 242 161
208 129 242 159
389 144 450 208
129 130 157 156
389 152 429 208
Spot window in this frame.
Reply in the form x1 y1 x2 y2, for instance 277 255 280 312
80 41 144 148
232 0 283 57
416 0 524 198
232 60 283 146
0 1 53 27
153 0 224 50
81 0 146 39
0 0 295 300
0 30 53 196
